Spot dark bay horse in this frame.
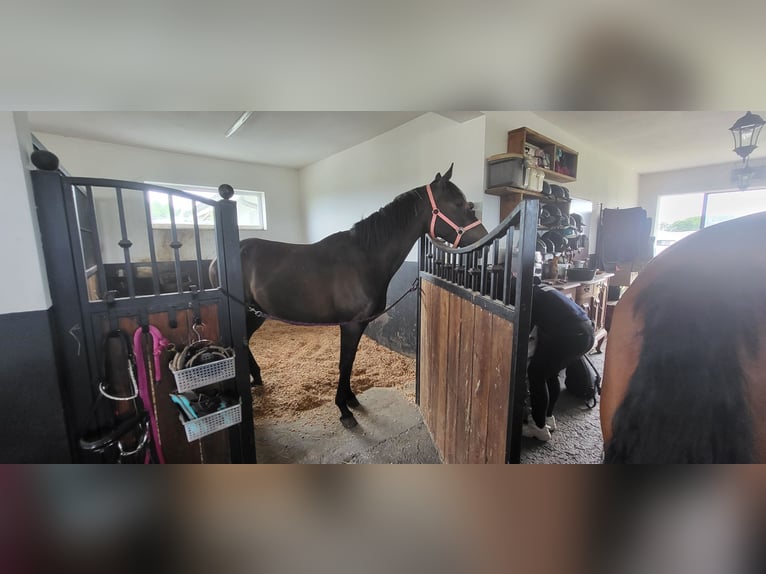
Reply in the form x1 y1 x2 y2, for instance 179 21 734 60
214 165 487 428
601 211 766 462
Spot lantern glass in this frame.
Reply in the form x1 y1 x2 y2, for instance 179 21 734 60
730 112 765 159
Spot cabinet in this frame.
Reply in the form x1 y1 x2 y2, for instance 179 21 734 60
575 273 612 352
486 127 578 222
507 127 578 181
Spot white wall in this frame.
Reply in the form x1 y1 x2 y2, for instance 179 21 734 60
299 112 487 261
483 112 640 247
34 132 305 246
0 112 51 313
638 160 757 232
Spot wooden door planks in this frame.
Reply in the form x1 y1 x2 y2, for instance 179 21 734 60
419 279 515 464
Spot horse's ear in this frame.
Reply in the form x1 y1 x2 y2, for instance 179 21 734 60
443 163 454 181
433 171 442 183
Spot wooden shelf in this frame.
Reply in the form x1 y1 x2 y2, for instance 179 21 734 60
539 166 577 183
485 186 546 199
507 127 578 182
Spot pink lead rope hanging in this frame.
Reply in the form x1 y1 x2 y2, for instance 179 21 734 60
133 325 170 464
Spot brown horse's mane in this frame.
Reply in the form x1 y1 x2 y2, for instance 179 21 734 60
349 187 426 250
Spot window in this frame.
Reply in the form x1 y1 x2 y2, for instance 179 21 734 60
655 188 766 256
145 182 267 230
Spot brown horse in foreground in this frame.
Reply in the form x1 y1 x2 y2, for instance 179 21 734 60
601 211 766 463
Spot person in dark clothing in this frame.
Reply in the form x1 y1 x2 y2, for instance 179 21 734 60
523 281 595 441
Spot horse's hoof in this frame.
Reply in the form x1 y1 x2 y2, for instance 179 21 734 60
250 375 264 387
346 396 360 408
340 415 358 429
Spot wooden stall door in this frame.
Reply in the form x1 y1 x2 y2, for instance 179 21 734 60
419 280 515 464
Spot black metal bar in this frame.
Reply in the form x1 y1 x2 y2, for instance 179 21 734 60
32 171 91 461
192 200 204 291
114 187 136 299
79 289 228 316
141 189 161 296
502 228 514 306
420 273 516 322
84 185 108 299
67 177 219 207
505 199 539 464
215 193 256 464
167 194 184 294
416 238 425 405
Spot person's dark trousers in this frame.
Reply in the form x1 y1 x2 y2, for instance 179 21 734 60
527 320 595 428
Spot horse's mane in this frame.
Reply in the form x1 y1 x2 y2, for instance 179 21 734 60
604 273 759 463
349 188 426 250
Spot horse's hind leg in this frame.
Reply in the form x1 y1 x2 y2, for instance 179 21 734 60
246 311 266 386
336 322 367 428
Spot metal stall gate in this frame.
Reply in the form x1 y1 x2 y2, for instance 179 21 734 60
32 157 254 463
417 200 538 464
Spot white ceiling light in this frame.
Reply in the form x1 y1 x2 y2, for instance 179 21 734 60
224 111 253 138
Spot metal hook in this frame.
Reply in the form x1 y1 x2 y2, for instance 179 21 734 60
191 321 202 342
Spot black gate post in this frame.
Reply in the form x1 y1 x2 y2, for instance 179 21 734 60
215 185 256 463
506 199 539 463
31 167 94 461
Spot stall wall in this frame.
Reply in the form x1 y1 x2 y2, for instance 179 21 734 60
0 112 69 462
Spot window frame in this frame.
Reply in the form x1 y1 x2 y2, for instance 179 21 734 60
145 181 267 231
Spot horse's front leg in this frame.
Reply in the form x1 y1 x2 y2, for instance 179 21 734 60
246 311 265 386
336 322 367 428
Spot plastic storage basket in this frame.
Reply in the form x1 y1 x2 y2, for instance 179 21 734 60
181 402 242 442
171 354 236 392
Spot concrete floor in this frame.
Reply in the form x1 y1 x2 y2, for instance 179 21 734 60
255 384 440 464
254 350 606 464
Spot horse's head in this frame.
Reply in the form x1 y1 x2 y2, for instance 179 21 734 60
427 164 488 247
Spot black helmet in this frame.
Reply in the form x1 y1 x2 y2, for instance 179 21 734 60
570 212 585 230
561 186 571 200
541 181 552 197
539 205 561 227
542 237 556 254
550 184 566 199
542 230 569 252
536 238 547 254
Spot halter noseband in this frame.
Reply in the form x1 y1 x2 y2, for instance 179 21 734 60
426 184 482 248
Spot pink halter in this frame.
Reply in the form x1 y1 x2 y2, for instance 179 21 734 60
133 325 170 464
426 184 483 248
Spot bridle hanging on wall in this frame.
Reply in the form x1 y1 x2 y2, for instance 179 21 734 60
78 328 153 462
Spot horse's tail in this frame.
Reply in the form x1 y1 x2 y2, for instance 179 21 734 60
208 258 220 288
604 277 758 463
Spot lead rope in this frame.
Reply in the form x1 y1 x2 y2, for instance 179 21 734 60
221 278 419 326
133 325 169 463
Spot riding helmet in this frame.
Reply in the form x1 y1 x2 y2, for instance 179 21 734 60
550 184 566 200
559 226 579 240
542 230 569 252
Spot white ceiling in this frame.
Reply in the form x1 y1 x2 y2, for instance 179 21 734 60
535 111 766 174
28 111 766 174
28 112 424 169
